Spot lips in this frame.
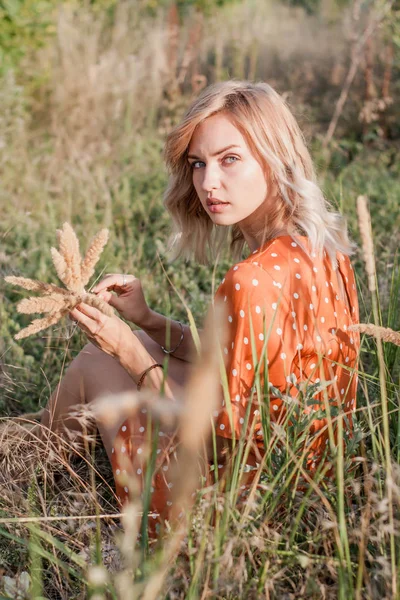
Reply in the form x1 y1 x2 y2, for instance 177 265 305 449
206 198 229 206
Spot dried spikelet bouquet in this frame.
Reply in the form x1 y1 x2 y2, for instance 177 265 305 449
5 223 114 340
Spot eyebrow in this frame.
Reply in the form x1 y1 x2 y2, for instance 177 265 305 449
187 144 241 160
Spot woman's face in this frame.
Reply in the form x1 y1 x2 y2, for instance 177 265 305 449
187 113 269 228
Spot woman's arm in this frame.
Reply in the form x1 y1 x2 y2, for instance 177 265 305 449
139 309 199 363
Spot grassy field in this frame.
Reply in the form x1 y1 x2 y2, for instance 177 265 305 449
0 1 400 598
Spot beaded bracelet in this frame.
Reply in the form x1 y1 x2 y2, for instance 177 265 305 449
160 320 184 355
137 363 164 391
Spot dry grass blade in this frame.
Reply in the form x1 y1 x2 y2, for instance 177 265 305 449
15 311 66 340
82 292 114 318
349 323 400 346
357 195 376 292
4 276 67 296
17 294 69 314
57 223 83 293
81 228 109 287
139 299 228 600
50 247 70 286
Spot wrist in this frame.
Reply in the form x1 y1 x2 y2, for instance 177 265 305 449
138 308 158 332
118 334 156 382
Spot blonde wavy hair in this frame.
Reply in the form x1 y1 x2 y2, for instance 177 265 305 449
163 80 355 266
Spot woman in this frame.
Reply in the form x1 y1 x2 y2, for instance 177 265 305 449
41 80 360 529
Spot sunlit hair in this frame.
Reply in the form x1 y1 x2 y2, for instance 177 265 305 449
163 80 355 266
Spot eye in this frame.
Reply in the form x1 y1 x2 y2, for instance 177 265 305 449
223 155 239 164
190 160 205 170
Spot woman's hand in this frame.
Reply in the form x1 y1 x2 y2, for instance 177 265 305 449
69 302 136 360
91 274 150 327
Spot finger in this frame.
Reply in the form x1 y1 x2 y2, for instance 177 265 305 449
69 308 97 334
92 274 135 294
76 302 105 322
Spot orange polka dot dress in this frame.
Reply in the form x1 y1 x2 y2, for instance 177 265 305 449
111 235 360 526
214 235 360 467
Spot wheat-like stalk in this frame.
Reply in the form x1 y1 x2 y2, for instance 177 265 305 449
349 323 400 346
4 223 113 340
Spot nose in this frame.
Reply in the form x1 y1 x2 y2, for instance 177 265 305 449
200 163 221 194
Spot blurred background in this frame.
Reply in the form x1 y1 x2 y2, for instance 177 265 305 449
0 0 399 414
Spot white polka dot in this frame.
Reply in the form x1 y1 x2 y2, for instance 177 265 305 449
303 324 308 331
167 501 173 506
259 333 264 341
163 465 168 471
252 279 259 286
325 297 329 303
167 483 173 489
350 337 354 344
271 252 278 257
273 281 282 288
296 343 303 350
309 303 314 310
157 449 161 454
310 363 316 369
273 404 279 411
137 447 143 454
228 315 233 323
272 303 277 310
293 293 299 299
328 349 332 355
233 266 239 271
218 464 223 469
137 468 142 475
351 398 355 406
159 431 165 437
334 311 337 317
312 285 317 292
244 337 249 344
292 323 297 330
325 282 329 287
246 363 252 370
111 448 115 454
331 329 336 335
255 305 261 314
235 394 240 401
281 353 286 360
276 328 282 335
345 357 349 363
313 267 318 273
121 446 126 453
139 426 145 433
341 389 345 395
224 347 228 355
141 408 147 414
294 258 300 263
232 369 238 376
121 425 127 432
124 486 129 493
220 424 225 430
274 265 281 271
343 324 347 331
116 469 120 475
295 273 301 279
235 283 241 291
239 417 244 424
291 311 296 318
340 343 343 350
321 317 325 323
239 309 245 318
316 335 322 342
291 242 297 247
336 295 340 301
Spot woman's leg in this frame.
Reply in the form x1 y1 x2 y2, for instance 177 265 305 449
40 330 191 459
